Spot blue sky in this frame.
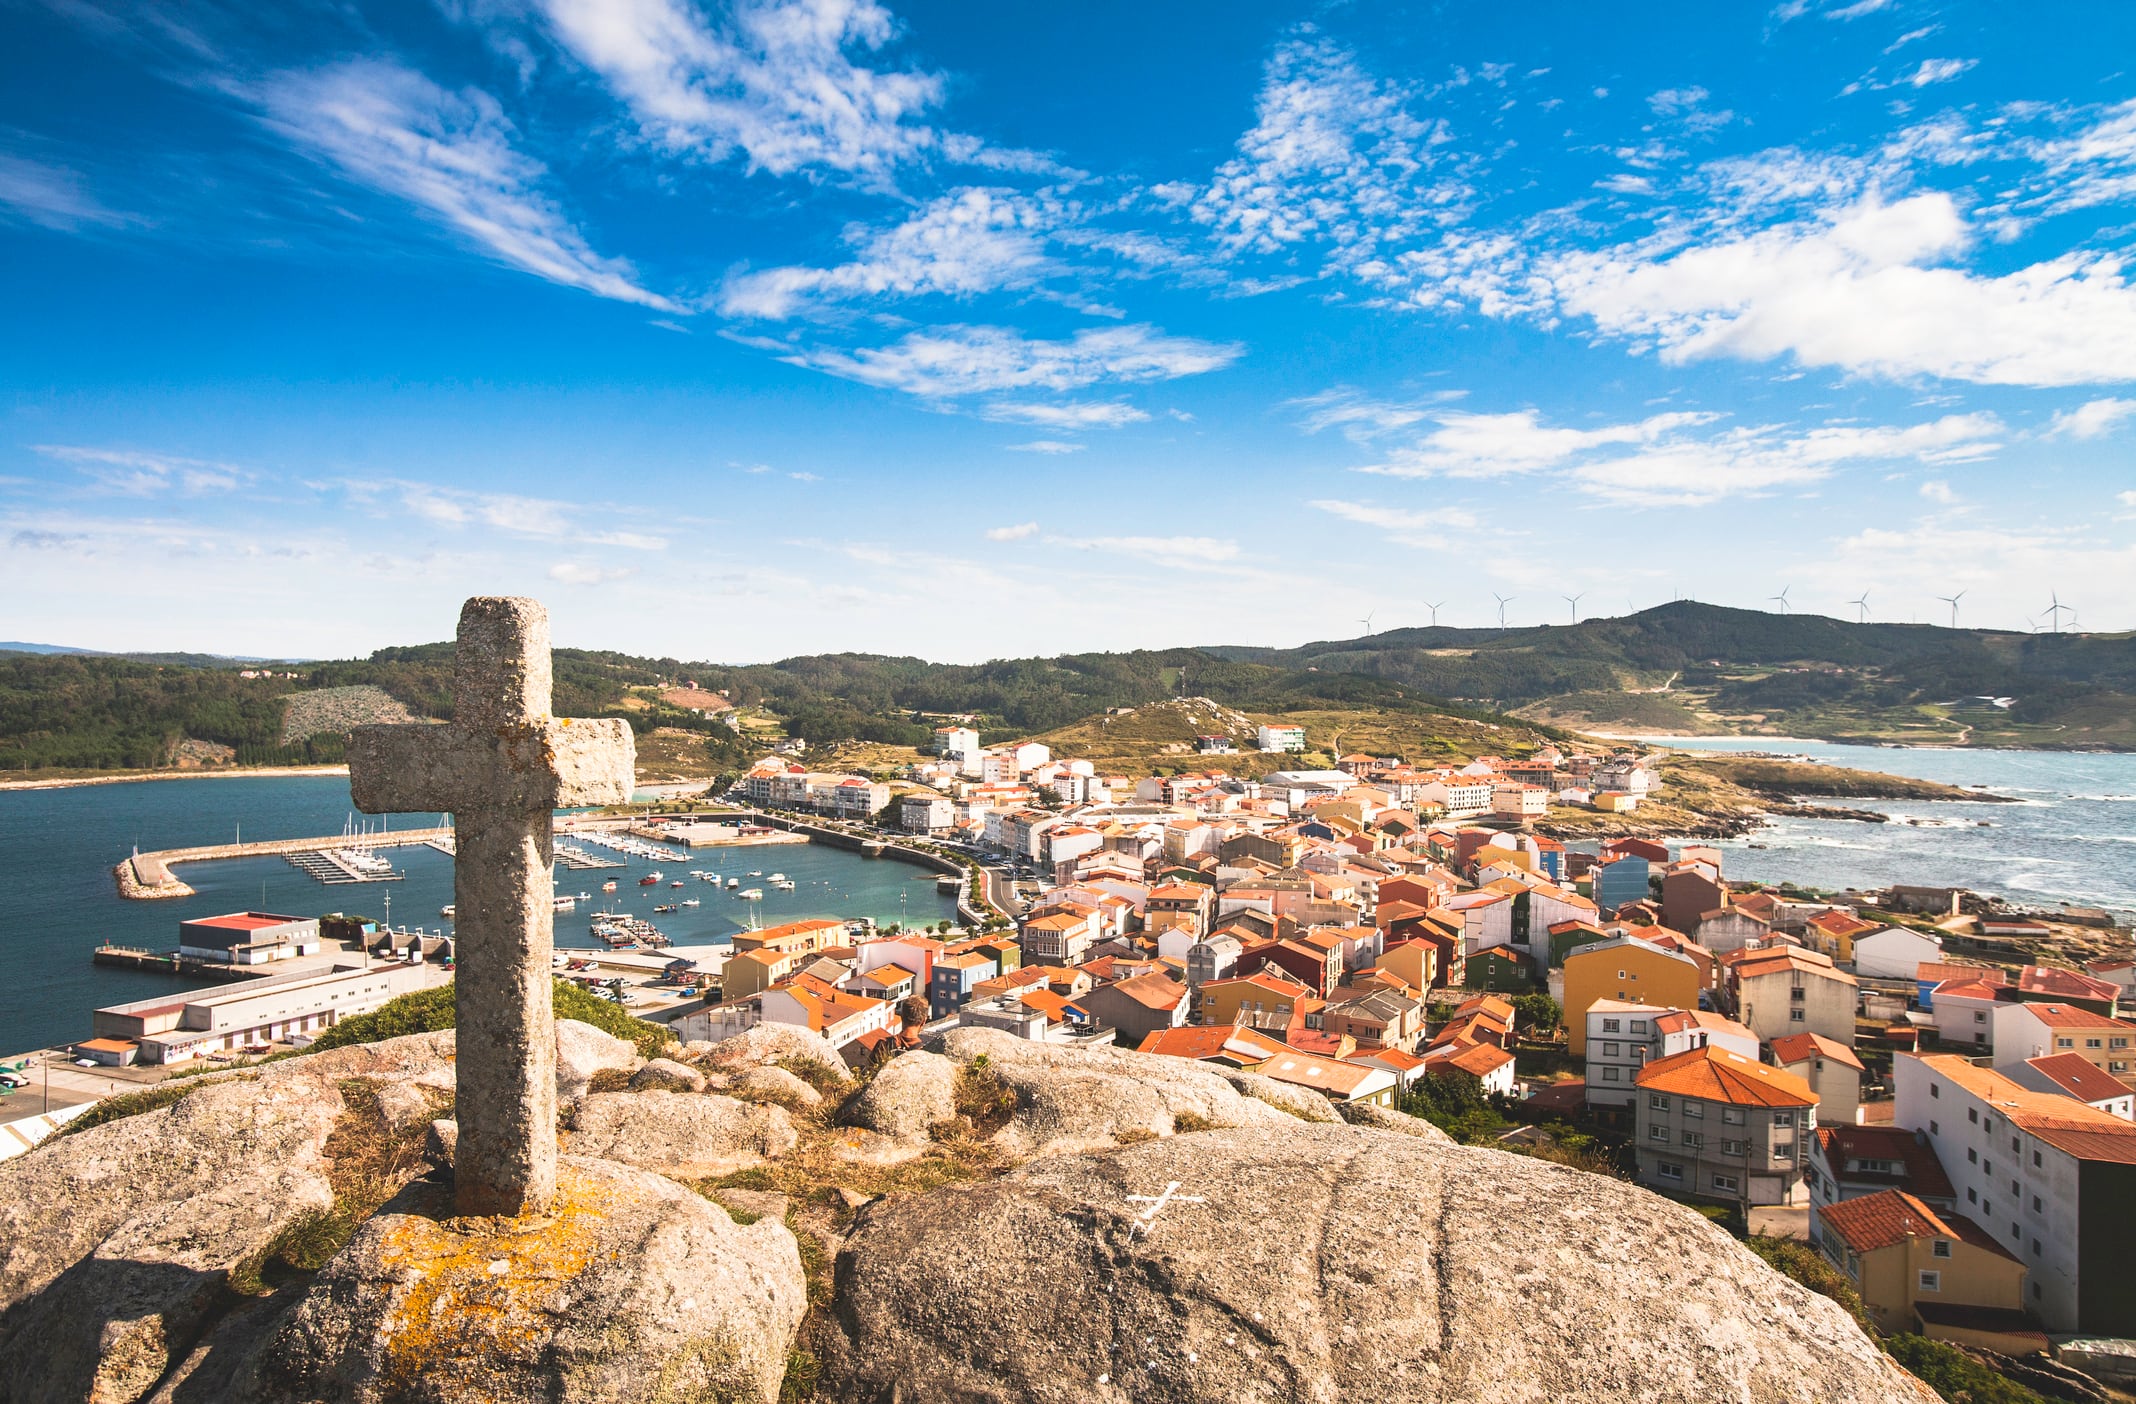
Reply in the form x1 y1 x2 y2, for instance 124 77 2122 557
4 0 2135 661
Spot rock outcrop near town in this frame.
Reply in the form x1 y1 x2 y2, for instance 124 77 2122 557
0 1023 1931 1404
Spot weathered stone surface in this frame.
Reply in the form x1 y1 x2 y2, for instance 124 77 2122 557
1220 1069 1342 1123
0 1031 455 1314
565 1092 799 1180
245 1157 805 1404
348 595 637 1219
555 1017 640 1101
733 1064 825 1110
629 1057 707 1094
1335 1098 1452 1142
838 1051 958 1140
816 1126 1931 1404
938 1028 1295 1158
424 1119 459 1171
702 1024 853 1090
0 1164 334 1404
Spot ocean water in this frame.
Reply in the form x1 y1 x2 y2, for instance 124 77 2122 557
1642 738 2136 919
0 776 957 1055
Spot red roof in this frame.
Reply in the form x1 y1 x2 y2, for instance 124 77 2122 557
1818 1190 2015 1261
1768 1033 1865 1072
1814 1124 1955 1201
2022 1053 2130 1105
187 912 292 931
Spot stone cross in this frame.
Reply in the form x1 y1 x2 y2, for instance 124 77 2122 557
348 597 634 1216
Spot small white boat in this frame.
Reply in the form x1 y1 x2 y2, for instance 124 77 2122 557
727 877 740 888
440 904 456 918
767 873 786 883
681 898 700 907
771 879 795 891
738 888 764 901
748 870 763 878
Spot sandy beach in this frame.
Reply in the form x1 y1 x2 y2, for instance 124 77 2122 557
0 765 351 793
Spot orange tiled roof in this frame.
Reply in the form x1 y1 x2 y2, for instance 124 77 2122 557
1635 1045 1815 1107
1768 1032 1866 1071
1818 1190 2015 1261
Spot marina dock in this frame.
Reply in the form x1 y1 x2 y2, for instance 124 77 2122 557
115 827 454 901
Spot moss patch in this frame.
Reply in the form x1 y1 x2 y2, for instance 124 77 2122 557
301 979 673 1059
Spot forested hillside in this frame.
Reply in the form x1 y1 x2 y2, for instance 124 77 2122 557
3 602 2131 775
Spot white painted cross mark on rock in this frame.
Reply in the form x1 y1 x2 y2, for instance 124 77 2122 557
1124 1181 1205 1238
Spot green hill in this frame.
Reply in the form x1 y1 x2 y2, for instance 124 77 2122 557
2 603 2130 777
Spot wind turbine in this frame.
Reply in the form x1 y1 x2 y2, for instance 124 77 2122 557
1424 601 1445 627
1493 593 1515 631
1563 591 1586 623
1935 589 1966 628
1357 611 1376 636
1768 586 1792 615
2044 590 2073 634
1848 591 1871 624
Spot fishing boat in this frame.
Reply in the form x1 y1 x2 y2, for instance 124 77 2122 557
653 904 678 914
681 898 700 908
646 871 663 882
669 880 685 888
602 880 618 892
638 876 659 886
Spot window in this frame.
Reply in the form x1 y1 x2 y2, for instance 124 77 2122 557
1650 1124 1669 1142
1683 1131 1704 1149
1984 1161 1994 1177
1656 1161 1683 1182
1968 1188 1978 1204
2086 1038 2102 1049
1631 1020 1649 1033
1602 1018 1620 1033
1722 1139 1749 1157
2012 1137 2020 1154
2033 1195 2042 1213
2113 1037 2129 1050
1723 1107 1746 1126
1968 1108 1979 1124
1931 1239 1951 1258
1603 1042 1621 1057
1603 1067 1620 1082
1772 1111 1794 1128
1684 1101 1705 1119
1930 1120 1939 1135
1968 1148 1978 1164
2033 1282 2043 1301
1918 1270 1941 1293
1650 1094 1669 1111
1712 1173 1739 1192
2011 1222 2021 1241
2033 1150 2042 1168
2033 1239 2041 1256
1973 1012 1986 1024
1931 1083 1941 1098
2057 1037 2074 1048
1789 1010 1806 1022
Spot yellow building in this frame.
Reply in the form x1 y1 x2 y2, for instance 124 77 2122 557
1197 968 1315 1031
1815 1190 2037 1353
730 918 847 958
720 947 802 1001
1563 934 1702 1056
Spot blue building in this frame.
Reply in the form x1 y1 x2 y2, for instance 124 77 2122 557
1593 855 1651 916
928 952 993 1019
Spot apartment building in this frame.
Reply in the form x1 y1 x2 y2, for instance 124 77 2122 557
1634 1045 1818 1208
1896 1053 2136 1334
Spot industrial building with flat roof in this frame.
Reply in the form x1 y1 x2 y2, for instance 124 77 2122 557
82 959 446 1065
176 911 321 965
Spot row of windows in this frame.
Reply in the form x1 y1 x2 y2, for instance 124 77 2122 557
1653 1161 1739 1193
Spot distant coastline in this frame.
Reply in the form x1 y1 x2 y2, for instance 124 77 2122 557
0 764 351 793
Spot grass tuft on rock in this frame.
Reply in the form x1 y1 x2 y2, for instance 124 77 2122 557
52 1080 197 1138
301 978 673 1059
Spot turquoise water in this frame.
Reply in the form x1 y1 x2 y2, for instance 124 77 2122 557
1642 739 2136 918
0 776 955 1055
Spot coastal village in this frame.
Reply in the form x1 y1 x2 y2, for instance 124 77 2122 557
19 715 2134 1398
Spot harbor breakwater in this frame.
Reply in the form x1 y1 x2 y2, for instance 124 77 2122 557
116 827 456 900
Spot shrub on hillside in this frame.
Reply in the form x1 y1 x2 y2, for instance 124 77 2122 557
1885 1335 2051 1404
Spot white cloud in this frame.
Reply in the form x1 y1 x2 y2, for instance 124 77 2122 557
985 521 1039 541
33 445 248 495
1289 388 1446 440
256 59 675 310
1077 535 1240 563
1544 194 2136 387
785 323 1242 399
1906 58 1976 87
2118 490 2136 507
1344 405 2003 507
982 401 1150 429
548 562 637 585
1005 440 1082 454
1308 498 1479 533
528 0 994 182
719 187 1058 317
1919 479 1956 503
2047 397 2136 439
1190 35 1463 266
354 479 669 550
0 153 130 231
1595 173 1656 195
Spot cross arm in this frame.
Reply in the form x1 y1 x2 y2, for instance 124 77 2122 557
349 718 636 815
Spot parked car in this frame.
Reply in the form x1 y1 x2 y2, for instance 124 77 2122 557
0 1072 26 1089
